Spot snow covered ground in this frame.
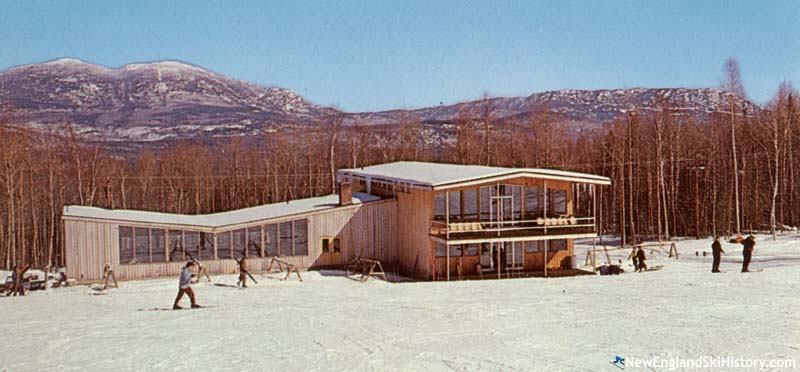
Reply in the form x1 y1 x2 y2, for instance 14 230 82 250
1 234 799 371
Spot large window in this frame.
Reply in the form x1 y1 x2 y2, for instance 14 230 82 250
264 224 278 257
247 226 262 257
217 231 232 259
525 187 542 216
116 218 309 265
168 230 183 261
279 222 293 255
549 189 567 215
448 191 461 221
479 186 495 220
151 229 165 262
233 229 247 257
294 219 308 256
434 193 446 220
120 227 193 264
119 226 134 264
463 189 478 220
184 231 200 260
134 227 150 264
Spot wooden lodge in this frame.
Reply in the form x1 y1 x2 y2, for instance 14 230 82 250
63 161 610 282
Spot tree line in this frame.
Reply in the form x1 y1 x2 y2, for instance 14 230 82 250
1 58 797 269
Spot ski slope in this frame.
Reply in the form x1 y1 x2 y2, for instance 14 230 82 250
1 234 799 371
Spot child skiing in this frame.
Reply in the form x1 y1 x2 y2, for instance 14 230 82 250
173 261 201 309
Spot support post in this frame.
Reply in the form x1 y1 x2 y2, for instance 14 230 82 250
445 192 450 282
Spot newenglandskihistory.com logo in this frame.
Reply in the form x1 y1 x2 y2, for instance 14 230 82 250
610 355 797 370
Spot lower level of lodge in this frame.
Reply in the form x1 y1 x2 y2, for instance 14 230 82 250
64 195 589 283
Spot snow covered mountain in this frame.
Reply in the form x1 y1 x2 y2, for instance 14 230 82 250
0 58 331 140
349 88 760 131
0 59 760 141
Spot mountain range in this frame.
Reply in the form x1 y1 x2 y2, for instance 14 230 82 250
0 58 758 142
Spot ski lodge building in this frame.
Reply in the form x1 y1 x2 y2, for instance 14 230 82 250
62 161 610 282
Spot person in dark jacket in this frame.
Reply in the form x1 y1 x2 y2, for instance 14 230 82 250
629 247 639 270
711 236 725 273
173 261 200 309
235 256 248 288
740 235 756 272
635 248 647 272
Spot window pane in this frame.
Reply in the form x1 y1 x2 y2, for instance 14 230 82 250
480 186 494 220
294 220 308 256
511 186 523 219
217 232 232 259
551 239 568 251
333 238 341 253
448 191 461 221
463 189 478 220
134 227 150 264
184 231 200 260
264 224 278 256
322 238 330 253
279 222 293 256
434 242 447 258
549 190 567 215
525 187 541 217
119 226 134 265
525 241 540 253
464 244 480 256
433 193 446 220
168 230 183 262
449 245 462 257
247 226 262 257
195 232 212 260
233 229 247 257
151 229 165 263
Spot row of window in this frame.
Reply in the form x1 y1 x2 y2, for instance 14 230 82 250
434 185 568 221
434 239 568 258
118 219 309 265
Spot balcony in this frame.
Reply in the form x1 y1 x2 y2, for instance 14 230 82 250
430 216 597 243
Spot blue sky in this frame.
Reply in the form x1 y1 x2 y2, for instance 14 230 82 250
1 0 797 111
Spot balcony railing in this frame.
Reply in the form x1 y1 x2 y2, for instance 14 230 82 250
430 216 596 241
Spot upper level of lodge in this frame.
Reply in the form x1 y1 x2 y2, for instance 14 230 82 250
339 162 610 243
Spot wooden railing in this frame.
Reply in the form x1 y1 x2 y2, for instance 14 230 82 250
430 216 596 238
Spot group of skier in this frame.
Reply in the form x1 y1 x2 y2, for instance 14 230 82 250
626 234 757 274
712 234 756 273
172 250 252 310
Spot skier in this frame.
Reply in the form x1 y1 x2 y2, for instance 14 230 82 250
711 236 725 273
629 247 639 269
187 253 211 283
740 235 756 272
635 247 647 272
173 261 201 309
235 256 248 288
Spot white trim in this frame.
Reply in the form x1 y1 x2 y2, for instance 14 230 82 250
443 233 598 245
338 161 610 191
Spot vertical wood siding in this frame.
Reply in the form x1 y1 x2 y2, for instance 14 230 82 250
64 200 398 282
